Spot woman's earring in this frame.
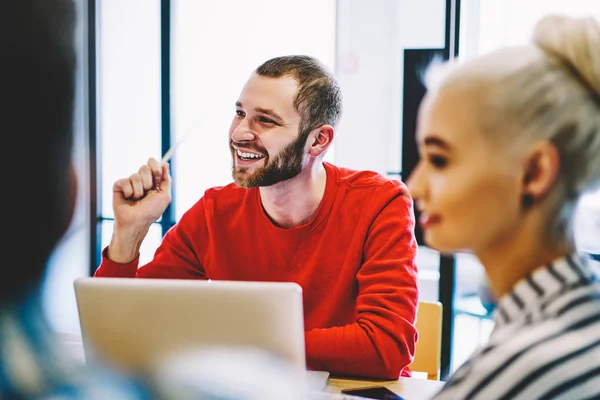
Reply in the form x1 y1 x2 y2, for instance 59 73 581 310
522 193 535 208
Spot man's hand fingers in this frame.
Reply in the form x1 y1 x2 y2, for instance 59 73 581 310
113 158 167 201
148 157 163 187
139 165 154 191
129 174 145 199
113 178 134 199
158 161 172 194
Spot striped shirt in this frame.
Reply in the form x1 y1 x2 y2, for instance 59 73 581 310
432 253 600 400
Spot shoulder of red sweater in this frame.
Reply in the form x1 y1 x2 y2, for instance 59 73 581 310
326 162 408 192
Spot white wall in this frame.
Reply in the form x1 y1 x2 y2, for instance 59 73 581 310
334 0 446 175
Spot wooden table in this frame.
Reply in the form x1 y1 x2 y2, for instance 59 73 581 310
324 376 445 400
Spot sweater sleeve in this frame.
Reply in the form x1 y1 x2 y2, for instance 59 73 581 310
94 199 208 280
304 186 419 379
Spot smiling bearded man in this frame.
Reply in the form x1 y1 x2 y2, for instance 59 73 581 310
95 55 420 381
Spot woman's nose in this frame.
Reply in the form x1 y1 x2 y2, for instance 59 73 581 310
406 163 425 200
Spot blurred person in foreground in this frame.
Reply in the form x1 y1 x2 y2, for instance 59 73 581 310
0 1 314 399
408 13 600 400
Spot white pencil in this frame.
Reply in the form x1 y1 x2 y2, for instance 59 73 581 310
161 119 201 163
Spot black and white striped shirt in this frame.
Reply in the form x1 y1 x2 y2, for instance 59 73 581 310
431 253 600 400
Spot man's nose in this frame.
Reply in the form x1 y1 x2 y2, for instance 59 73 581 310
230 118 255 142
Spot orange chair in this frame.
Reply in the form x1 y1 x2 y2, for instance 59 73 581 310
409 301 443 380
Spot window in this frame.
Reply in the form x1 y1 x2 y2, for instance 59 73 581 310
171 0 336 217
97 0 163 259
575 189 600 255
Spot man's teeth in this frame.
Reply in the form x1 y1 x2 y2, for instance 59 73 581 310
237 149 265 159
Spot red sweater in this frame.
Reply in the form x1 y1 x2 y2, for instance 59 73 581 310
95 162 419 379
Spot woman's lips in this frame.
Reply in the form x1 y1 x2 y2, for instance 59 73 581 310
419 213 441 229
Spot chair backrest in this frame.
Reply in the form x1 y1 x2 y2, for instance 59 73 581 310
409 301 443 380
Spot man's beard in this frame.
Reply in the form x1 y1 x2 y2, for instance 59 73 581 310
231 133 308 188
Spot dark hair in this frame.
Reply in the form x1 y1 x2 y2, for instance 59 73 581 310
0 1 76 303
255 55 342 141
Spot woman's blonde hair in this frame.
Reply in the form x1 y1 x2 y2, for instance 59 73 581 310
425 14 600 245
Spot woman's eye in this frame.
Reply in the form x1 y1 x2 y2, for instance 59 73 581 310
235 110 245 117
428 155 448 168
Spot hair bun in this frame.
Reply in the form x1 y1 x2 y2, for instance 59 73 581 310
532 14 600 97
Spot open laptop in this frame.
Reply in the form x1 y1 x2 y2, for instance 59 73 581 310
73 277 329 387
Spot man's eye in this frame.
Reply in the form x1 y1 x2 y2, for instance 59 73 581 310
428 155 448 168
258 116 276 124
235 110 245 117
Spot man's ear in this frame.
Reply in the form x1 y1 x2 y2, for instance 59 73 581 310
308 125 334 157
521 141 560 206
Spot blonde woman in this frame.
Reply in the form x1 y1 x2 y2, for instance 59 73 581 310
407 14 600 400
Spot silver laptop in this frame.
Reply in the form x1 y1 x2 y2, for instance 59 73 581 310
73 277 309 375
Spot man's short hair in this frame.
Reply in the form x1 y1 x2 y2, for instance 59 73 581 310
256 55 342 141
